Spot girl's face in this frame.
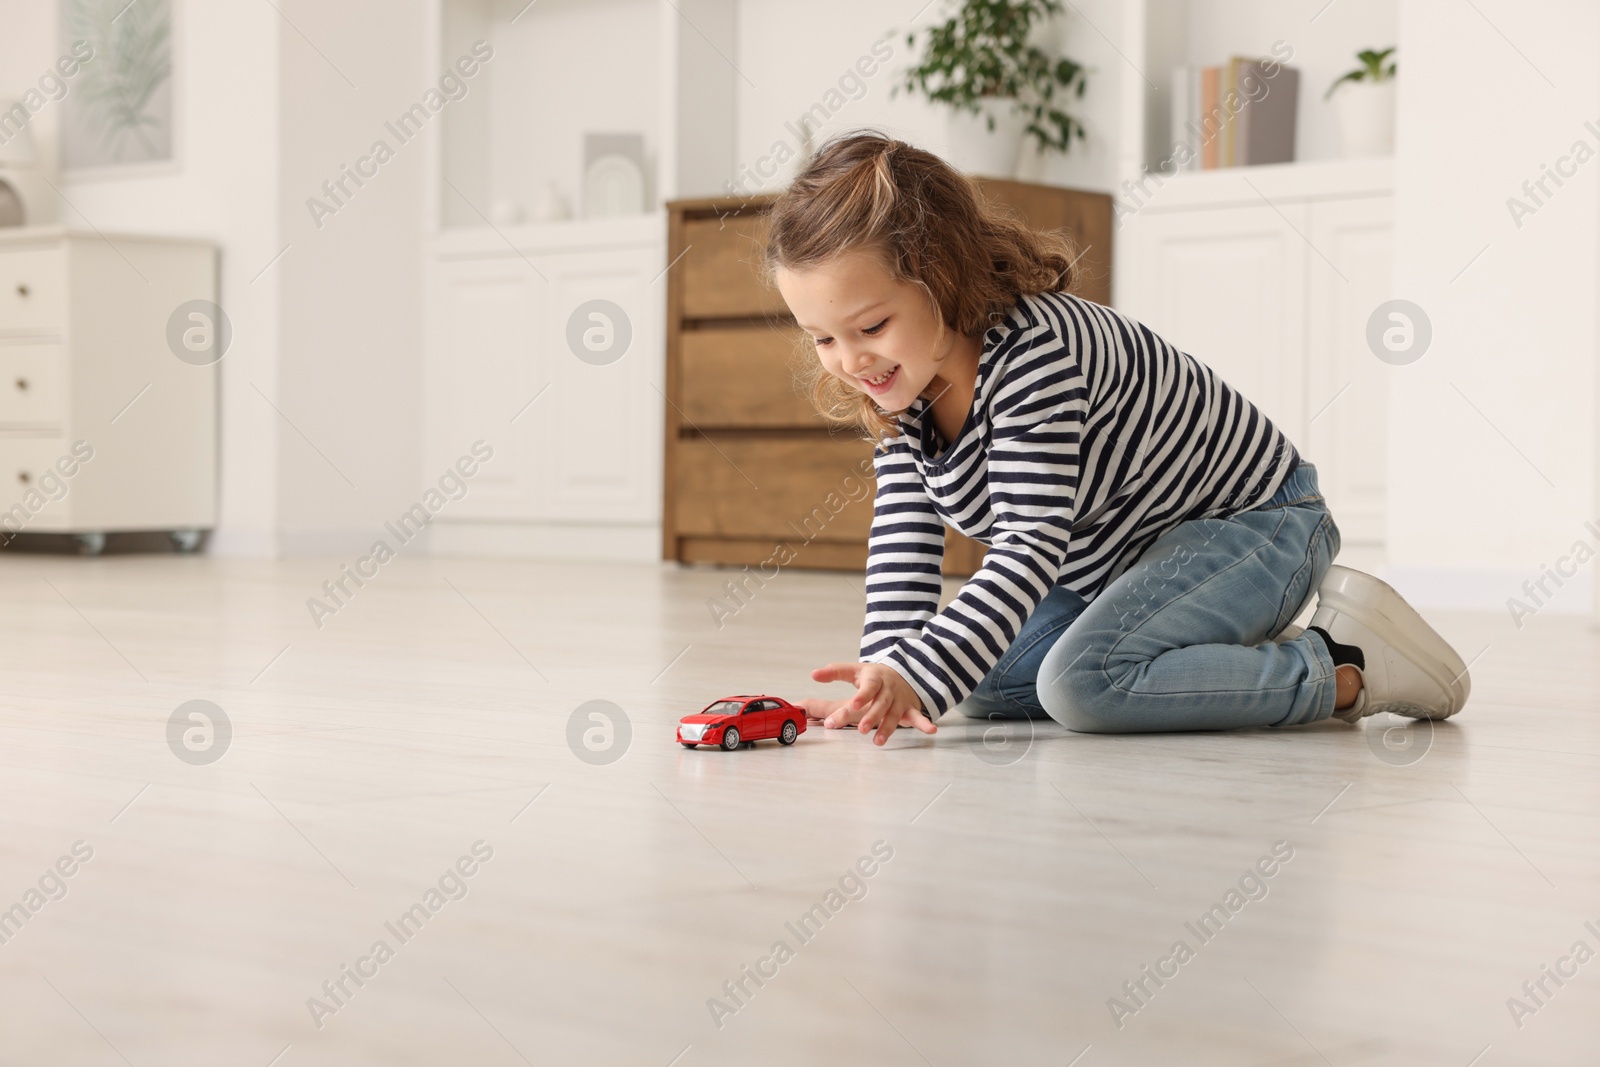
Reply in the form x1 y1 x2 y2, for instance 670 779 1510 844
775 247 958 411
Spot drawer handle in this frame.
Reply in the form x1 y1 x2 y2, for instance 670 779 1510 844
15 284 27 298
14 378 26 392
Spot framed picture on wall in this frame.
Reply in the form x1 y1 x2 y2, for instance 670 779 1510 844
58 0 179 178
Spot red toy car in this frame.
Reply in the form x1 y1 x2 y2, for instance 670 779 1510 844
678 695 807 750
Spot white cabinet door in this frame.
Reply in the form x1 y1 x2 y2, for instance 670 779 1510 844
532 247 665 525
423 255 546 519
423 241 665 527
1122 204 1310 446
1307 195 1393 547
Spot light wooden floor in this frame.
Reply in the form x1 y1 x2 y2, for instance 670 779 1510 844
2 551 1596 1066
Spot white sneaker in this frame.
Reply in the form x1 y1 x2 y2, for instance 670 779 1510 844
1309 566 1471 723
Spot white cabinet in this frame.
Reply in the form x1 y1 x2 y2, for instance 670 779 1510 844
0 228 217 554
424 254 545 520
536 246 667 525
1118 159 1394 553
420 215 666 559
1124 203 1308 444
1306 195 1393 546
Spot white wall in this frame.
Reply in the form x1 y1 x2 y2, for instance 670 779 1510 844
1388 0 1599 614
0 0 284 555
274 0 428 554
662 0 738 201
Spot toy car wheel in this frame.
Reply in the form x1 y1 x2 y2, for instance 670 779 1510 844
681 742 697 749
720 727 741 751
779 720 798 745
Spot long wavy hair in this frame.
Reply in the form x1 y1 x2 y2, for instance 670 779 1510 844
761 129 1082 446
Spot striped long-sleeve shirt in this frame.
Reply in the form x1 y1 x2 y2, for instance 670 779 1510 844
859 290 1299 720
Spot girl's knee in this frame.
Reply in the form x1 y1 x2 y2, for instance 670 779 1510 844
958 676 1047 720
1038 637 1125 733
953 691 1008 719
1040 672 1125 732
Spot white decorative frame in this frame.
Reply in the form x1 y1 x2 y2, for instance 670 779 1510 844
57 0 184 182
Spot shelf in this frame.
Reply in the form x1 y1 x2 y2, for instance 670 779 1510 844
0 225 218 247
428 212 665 258
1129 156 1393 212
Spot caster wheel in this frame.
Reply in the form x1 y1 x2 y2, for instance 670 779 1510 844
75 532 106 556
170 529 204 553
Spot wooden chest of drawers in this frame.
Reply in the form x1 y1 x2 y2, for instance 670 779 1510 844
661 181 1112 574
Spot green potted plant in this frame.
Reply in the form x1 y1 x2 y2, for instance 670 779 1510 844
893 0 1089 177
1326 47 1397 158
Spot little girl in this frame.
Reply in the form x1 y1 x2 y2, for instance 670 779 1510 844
765 131 1471 746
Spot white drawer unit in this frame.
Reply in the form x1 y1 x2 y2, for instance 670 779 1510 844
0 246 67 336
0 228 218 555
0 438 76 526
0 343 66 428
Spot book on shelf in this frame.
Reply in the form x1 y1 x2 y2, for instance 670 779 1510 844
1170 55 1299 170
1220 56 1246 166
1238 58 1299 166
1200 66 1220 170
1170 65 1202 173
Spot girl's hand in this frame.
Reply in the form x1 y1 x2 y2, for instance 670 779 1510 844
797 696 916 731
810 662 937 746
797 697 849 723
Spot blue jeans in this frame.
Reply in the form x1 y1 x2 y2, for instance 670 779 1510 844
955 463 1341 732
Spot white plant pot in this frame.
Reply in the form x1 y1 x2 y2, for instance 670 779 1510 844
1333 80 1396 158
945 99 1027 178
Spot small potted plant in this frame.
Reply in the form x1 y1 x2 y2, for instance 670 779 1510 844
893 0 1089 178
1326 47 1397 158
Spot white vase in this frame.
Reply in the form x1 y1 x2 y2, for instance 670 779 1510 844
0 168 55 226
490 197 524 226
1333 80 1396 158
529 180 571 222
945 98 1027 178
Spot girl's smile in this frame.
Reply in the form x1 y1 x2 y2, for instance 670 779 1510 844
860 364 899 392
773 247 981 439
